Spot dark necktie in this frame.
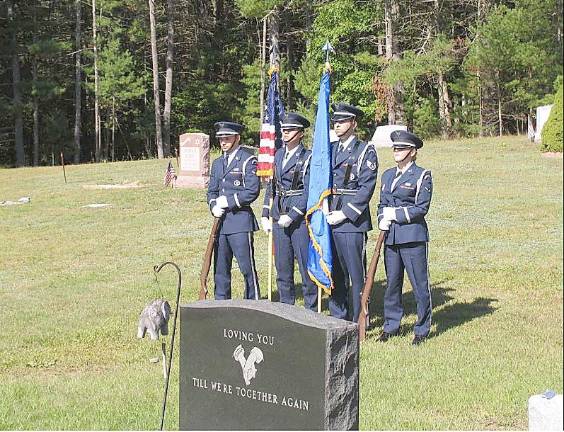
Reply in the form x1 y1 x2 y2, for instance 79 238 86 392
284 151 291 166
392 170 402 190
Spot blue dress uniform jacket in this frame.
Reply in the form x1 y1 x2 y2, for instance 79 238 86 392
208 147 260 234
262 144 317 310
262 144 311 222
378 163 433 337
330 138 378 232
207 147 261 300
377 163 432 245
329 138 378 322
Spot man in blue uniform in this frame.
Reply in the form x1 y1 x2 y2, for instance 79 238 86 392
326 103 378 323
207 121 261 300
377 130 433 345
261 112 317 310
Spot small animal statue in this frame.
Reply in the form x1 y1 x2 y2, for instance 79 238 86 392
137 299 171 340
233 344 264 385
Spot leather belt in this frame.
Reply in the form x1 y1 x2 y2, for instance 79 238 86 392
277 189 303 198
331 188 358 196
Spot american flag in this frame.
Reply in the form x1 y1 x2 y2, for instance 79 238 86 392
163 160 177 187
257 70 284 178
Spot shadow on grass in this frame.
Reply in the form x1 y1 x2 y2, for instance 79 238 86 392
366 278 456 330
259 277 497 341
431 297 498 337
363 279 498 340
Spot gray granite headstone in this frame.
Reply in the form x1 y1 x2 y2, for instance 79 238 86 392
179 300 359 430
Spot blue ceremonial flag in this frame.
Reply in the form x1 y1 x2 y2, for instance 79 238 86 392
305 71 333 295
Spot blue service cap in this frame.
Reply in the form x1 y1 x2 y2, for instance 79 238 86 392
390 130 424 149
281 112 310 130
331 103 364 122
214 121 244 137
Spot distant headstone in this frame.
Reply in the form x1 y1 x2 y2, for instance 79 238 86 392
369 124 408 148
534 105 553 143
528 392 563 431
175 133 210 189
179 300 359 430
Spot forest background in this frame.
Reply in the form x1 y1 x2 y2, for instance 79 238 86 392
0 0 562 167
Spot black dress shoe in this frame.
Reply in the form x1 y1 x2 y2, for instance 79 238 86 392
412 335 427 346
377 331 398 342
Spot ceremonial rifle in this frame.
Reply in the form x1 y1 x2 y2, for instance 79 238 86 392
358 230 386 341
199 217 220 300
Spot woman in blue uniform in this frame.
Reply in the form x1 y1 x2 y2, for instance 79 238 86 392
377 130 433 345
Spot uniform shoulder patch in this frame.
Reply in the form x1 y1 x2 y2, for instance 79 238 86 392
367 160 377 171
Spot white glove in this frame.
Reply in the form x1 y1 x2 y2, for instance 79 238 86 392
326 210 347 225
261 217 272 233
216 195 228 209
212 205 225 218
383 207 397 221
378 218 392 231
278 214 293 228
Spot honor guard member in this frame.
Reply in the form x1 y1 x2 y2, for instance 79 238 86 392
377 130 433 345
207 121 261 300
261 112 317 310
326 103 378 323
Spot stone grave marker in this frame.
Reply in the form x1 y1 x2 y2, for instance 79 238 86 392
179 300 359 430
175 132 210 188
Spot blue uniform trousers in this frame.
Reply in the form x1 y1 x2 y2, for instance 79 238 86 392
383 242 431 336
329 232 367 322
214 232 260 300
273 222 317 311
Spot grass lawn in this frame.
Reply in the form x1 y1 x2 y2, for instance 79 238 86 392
0 135 562 430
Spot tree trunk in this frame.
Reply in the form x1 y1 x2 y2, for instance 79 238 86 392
32 4 40 166
163 0 174 157
74 0 82 164
437 72 452 138
92 0 101 162
286 39 293 107
477 0 484 137
384 0 404 125
111 97 116 162
149 0 164 159
434 0 452 138
8 1 25 167
32 61 40 166
497 74 503 137
478 72 483 137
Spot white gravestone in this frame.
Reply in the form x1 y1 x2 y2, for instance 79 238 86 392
534 105 553 143
528 392 563 431
369 125 408 148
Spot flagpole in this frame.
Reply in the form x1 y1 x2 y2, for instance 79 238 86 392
264 66 279 302
317 41 334 314
267 149 275 302
267 199 274 302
